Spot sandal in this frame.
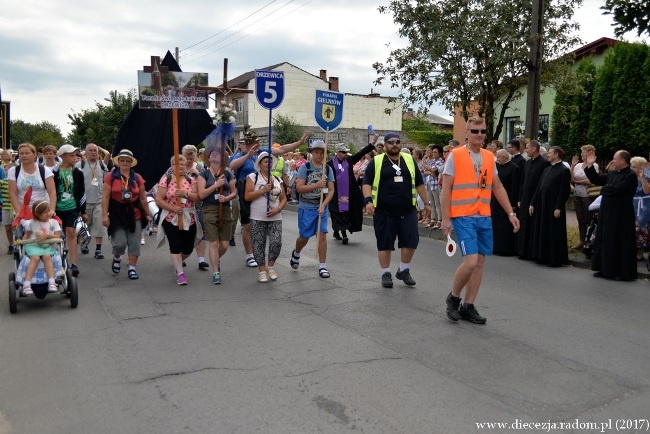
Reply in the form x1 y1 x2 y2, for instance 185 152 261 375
267 267 278 281
319 267 330 278
246 257 258 267
128 269 139 280
290 250 300 270
112 257 121 274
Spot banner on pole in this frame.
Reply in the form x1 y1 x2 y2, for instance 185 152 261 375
137 71 208 109
314 90 343 132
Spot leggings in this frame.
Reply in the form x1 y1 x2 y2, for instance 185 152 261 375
250 219 282 266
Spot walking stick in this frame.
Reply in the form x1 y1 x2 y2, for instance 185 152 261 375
315 128 329 258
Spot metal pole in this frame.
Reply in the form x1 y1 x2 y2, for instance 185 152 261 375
525 0 544 142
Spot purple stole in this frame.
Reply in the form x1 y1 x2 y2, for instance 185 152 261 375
334 158 350 212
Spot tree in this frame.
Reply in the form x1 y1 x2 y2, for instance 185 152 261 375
551 60 597 156
373 0 582 142
272 113 303 147
67 89 138 151
588 42 650 158
10 119 65 148
601 0 650 37
402 114 453 146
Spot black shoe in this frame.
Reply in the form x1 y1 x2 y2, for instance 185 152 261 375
342 237 349 245
7 245 14 255
94 250 104 259
198 261 209 271
69 264 80 277
395 268 416 286
81 247 90 254
381 272 393 288
459 303 487 324
333 231 342 241
446 292 461 322
229 238 236 246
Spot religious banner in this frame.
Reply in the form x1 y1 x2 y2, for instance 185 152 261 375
137 69 209 109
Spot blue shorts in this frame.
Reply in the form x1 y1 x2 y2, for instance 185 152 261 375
451 216 493 256
298 208 328 239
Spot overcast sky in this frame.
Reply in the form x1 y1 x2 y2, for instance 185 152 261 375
1 0 647 138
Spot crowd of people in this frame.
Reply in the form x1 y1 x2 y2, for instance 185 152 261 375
0 124 644 323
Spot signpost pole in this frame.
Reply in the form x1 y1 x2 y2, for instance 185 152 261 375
315 127 329 256
172 108 184 230
267 109 273 209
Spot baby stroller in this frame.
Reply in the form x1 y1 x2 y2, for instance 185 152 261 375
8 232 78 314
583 196 601 260
75 216 91 252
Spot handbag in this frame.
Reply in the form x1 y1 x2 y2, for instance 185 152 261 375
587 185 601 198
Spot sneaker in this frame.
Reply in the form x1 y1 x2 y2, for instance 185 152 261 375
69 264 80 277
48 282 59 293
81 247 90 254
95 250 105 259
258 271 269 283
395 268 416 286
229 238 236 246
381 272 393 288
22 284 34 296
246 257 258 267
198 261 209 271
212 272 222 285
267 267 278 281
177 273 188 286
333 231 342 240
446 292 461 322
459 304 487 324
7 245 14 255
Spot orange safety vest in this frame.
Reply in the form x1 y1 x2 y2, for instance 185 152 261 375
449 146 493 217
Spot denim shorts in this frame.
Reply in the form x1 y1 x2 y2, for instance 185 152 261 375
451 216 493 256
298 208 328 239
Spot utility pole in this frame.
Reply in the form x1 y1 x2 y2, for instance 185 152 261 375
525 0 544 142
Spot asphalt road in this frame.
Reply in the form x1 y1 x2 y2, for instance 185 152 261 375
1 212 648 434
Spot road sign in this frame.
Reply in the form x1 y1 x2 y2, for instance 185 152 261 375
314 90 344 131
255 70 285 110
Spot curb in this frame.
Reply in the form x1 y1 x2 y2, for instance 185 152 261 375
284 203 650 279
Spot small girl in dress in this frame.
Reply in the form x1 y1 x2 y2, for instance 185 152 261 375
22 201 62 295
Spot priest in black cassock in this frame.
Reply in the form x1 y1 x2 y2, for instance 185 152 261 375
528 146 571 267
584 150 638 281
492 149 521 255
327 140 376 244
517 140 550 259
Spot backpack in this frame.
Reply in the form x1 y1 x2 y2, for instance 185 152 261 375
299 162 328 204
81 160 109 172
14 165 46 184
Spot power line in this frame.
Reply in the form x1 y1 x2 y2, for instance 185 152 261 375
181 0 279 53
183 0 313 65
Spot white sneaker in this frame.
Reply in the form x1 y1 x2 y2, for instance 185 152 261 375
141 238 146 245
22 284 34 296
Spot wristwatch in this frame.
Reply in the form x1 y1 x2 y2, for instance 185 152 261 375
509 212 516 216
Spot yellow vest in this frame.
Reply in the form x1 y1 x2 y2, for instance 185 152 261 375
271 156 285 178
371 153 417 207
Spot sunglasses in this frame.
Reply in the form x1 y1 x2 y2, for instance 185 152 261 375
386 140 401 145
469 129 487 135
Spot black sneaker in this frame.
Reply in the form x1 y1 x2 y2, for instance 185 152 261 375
7 245 14 255
69 264 80 277
381 272 393 288
395 268 416 286
81 247 89 254
229 238 236 246
94 250 104 259
459 303 487 324
333 231 342 240
198 261 209 271
446 292 461 322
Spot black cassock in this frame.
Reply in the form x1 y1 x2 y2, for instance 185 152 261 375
529 163 571 267
585 165 638 280
327 144 375 233
491 161 520 256
517 155 550 259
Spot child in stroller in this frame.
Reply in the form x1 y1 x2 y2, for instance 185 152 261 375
21 200 63 295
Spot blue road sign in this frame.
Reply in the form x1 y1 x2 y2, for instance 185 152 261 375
255 70 285 110
314 90 344 131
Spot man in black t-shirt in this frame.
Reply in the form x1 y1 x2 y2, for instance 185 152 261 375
362 132 431 288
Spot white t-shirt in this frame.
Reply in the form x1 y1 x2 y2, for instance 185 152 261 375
573 162 599 198
247 172 283 222
8 165 54 208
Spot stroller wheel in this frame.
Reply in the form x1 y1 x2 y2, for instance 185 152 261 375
8 272 17 314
